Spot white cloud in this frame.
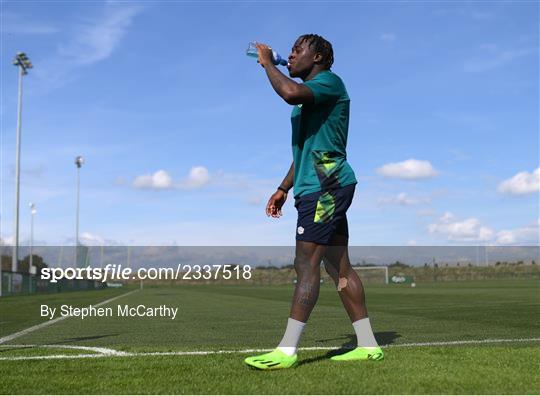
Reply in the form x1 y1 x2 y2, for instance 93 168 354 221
133 170 173 190
58 5 142 65
1 235 48 247
464 47 536 72
33 4 143 91
79 232 106 245
66 232 119 246
380 33 396 42
498 168 540 195
496 220 540 245
0 236 15 246
179 166 210 189
377 159 438 180
428 212 494 242
407 239 417 246
378 192 431 206
132 166 210 190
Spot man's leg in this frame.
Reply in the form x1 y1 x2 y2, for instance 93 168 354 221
290 240 327 321
244 240 326 369
324 234 384 361
276 240 325 355
324 234 368 321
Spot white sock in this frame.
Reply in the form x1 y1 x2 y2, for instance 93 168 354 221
353 318 379 348
277 318 306 356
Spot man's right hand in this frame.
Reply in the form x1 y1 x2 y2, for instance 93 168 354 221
266 189 287 218
256 43 273 68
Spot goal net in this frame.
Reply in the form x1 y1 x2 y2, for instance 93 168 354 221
352 266 389 284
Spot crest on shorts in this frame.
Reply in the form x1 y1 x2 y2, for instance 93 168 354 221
297 226 304 235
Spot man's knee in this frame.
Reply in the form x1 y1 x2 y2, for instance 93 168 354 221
294 255 319 276
294 243 324 272
323 259 338 279
322 259 334 273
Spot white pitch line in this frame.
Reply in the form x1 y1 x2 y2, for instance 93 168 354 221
0 353 104 361
0 337 538 361
0 344 127 356
0 290 138 345
381 338 540 348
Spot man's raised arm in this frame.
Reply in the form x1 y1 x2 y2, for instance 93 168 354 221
256 44 314 106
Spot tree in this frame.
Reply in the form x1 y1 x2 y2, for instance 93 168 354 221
389 261 409 268
1 255 12 271
20 255 47 273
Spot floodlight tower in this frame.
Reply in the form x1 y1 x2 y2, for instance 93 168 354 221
29 203 36 273
12 52 33 272
75 156 84 267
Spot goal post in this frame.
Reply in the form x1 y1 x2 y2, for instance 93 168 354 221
352 266 389 284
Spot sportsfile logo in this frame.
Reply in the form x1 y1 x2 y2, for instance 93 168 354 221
41 264 163 283
40 263 252 283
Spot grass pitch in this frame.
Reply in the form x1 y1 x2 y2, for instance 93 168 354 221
0 279 539 394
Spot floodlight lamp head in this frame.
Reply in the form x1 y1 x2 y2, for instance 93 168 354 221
75 156 85 168
13 52 32 74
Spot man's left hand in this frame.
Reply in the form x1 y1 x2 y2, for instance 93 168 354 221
256 43 273 68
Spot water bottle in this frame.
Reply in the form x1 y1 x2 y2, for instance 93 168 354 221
246 42 288 66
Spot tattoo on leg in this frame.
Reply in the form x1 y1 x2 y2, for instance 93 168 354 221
297 283 314 306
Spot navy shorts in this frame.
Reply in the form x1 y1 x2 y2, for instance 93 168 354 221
294 183 356 245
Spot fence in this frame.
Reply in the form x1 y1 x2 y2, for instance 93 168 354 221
390 264 540 283
1 271 107 296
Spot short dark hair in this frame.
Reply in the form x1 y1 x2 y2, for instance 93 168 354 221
298 34 334 70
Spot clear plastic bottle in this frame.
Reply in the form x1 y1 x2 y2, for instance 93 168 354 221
246 42 288 66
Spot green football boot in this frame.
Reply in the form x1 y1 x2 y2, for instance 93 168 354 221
244 348 298 370
330 346 384 361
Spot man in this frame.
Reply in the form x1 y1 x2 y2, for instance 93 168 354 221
244 34 383 370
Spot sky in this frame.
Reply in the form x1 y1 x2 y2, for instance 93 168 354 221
0 1 538 247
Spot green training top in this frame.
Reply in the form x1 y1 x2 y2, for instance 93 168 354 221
291 70 357 198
